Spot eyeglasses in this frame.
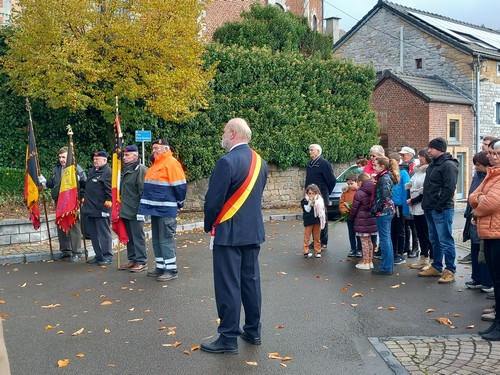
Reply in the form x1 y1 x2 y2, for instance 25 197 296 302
370 154 376 158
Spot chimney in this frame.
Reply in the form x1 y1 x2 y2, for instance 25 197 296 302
324 17 341 44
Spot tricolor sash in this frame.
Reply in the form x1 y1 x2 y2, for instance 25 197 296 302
210 149 262 249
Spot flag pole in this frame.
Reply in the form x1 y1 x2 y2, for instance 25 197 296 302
26 98 54 260
115 96 121 269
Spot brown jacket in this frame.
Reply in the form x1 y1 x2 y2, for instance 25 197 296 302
469 166 500 239
340 188 357 214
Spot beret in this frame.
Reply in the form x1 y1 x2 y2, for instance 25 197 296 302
152 138 168 146
123 144 138 152
92 151 108 158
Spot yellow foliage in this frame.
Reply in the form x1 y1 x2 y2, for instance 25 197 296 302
4 0 215 121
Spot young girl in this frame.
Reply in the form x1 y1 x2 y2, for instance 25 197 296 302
301 184 326 258
340 173 361 257
371 156 399 275
349 173 377 270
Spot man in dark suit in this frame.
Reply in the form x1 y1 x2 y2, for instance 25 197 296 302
201 118 268 355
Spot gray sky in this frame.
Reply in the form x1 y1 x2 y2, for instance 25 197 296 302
324 0 500 32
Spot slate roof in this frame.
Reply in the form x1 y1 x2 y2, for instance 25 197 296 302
376 70 474 105
334 0 500 60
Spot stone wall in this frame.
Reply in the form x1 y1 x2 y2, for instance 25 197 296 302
0 216 57 246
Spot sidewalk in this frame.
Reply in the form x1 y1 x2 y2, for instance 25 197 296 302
0 208 302 265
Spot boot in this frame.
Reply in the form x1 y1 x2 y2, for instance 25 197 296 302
478 320 499 335
481 322 500 341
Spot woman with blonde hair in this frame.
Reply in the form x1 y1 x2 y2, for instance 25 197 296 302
370 156 399 275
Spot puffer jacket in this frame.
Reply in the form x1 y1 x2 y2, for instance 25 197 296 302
469 166 500 239
407 163 429 216
371 171 395 217
349 179 377 234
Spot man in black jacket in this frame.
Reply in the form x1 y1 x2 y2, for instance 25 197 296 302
45 146 87 262
82 151 113 266
305 144 336 250
419 137 459 284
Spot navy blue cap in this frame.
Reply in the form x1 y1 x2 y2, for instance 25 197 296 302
152 138 168 146
92 151 108 158
123 145 138 153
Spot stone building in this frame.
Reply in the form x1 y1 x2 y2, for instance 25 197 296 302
202 0 323 40
0 0 17 25
333 0 500 154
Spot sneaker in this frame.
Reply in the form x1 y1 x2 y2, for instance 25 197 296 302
120 262 136 270
56 252 71 261
418 266 442 277
347 250 357 257
481 312 496 322
355 262 371 270
355 251 362 257
408 249 420 258
487 292 495 300
69 254 81 262
369 262 374 269
157 271 178 282
303 253 313 259
438 269 455 284
465 280 483 289
409 256 430 269
321 244 327 251
315 253 321 258
458 253 472 264
130 263 148 273
373 250 381 259
394 255 406 265
482 286 494 293
147 268 164 277
483 307 496 314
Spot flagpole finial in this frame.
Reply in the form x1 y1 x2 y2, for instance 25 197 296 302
66 125 73 136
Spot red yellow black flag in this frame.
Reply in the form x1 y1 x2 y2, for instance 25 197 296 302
23 120 41 230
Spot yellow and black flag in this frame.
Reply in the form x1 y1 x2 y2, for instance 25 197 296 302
23 120 41 230
55 131 79 234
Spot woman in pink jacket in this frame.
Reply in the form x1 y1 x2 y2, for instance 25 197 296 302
469 139 500 341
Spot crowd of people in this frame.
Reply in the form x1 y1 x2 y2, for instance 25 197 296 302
302 137 500 341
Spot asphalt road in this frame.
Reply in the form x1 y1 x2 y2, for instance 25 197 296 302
0 213 489 375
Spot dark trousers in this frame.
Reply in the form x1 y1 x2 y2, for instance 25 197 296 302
391 206 405 256
404 218 418 251
87 217 112 261
123 218 147 264
320 220 328 246
346 220 361 252
484 239 500 321
57 223 82 255
413 214 432 258
471 242 493 287
213 243 261 345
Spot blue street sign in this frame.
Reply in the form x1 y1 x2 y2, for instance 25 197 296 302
135 130 152 142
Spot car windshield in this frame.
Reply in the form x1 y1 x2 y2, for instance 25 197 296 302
336 165 359 182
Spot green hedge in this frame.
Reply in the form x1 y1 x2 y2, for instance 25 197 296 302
0 167 24 195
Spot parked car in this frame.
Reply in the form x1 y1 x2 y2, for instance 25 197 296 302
327 164 359 220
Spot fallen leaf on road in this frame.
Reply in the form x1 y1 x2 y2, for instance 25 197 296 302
341 287 348 293
57 359 70 368
167 330 176 335
377 306 383 310
246 361 258 366
100 301 112 306
129 308 135 311
426 308 436 313
173 341 182 347
20 282 27 288
104 328 110 333
44 324 55 331
268 352 282 359
453 314 460 317
183 350 190 355
76 353 85 358
275 325 284 329
128 318 143 322
72 293 80 297
41 304 61 309
389 284 400 288
466 325 475 329
387 306 397 311
57 331 64 334
277 271 287 275
72 328 84 336
0 300 5 304
352 292 364 298
435 317 453 326
314 275 321 278
191 344 200 351
351 303 358 307
280 363 287 367
282 356 293 361
158 326 167 330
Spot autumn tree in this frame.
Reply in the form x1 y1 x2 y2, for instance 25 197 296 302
2 0 214 121
213 4 333 59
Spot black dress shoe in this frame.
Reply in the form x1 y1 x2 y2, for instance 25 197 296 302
481 323 500 341
200 338 238 354
371 268 393 275
98 259 112 266
479 320 499 335
86 257 100 264
240 331 261 345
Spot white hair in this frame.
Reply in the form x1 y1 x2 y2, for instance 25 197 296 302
309 144 322 155
370 145 385 156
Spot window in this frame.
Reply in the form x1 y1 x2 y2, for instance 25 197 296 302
447 114 462 143
415 58 423 69
312 15 318 31
496 103 500 125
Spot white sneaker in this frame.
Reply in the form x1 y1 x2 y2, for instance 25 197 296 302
304 253 313 258
355 262 371 270
315 253 321 258
369 262 374 269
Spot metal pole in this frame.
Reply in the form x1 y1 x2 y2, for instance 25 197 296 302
475 54 481 153
142 127 145 164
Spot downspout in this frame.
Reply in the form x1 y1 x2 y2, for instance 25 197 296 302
475 54 481 152
400 27 404 72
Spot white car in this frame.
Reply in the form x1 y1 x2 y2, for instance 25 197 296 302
327 164 359 219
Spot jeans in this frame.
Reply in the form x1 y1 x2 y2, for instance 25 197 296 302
376 214 394 273
151 216 177 272
424 209 456 272
346 220 361 252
